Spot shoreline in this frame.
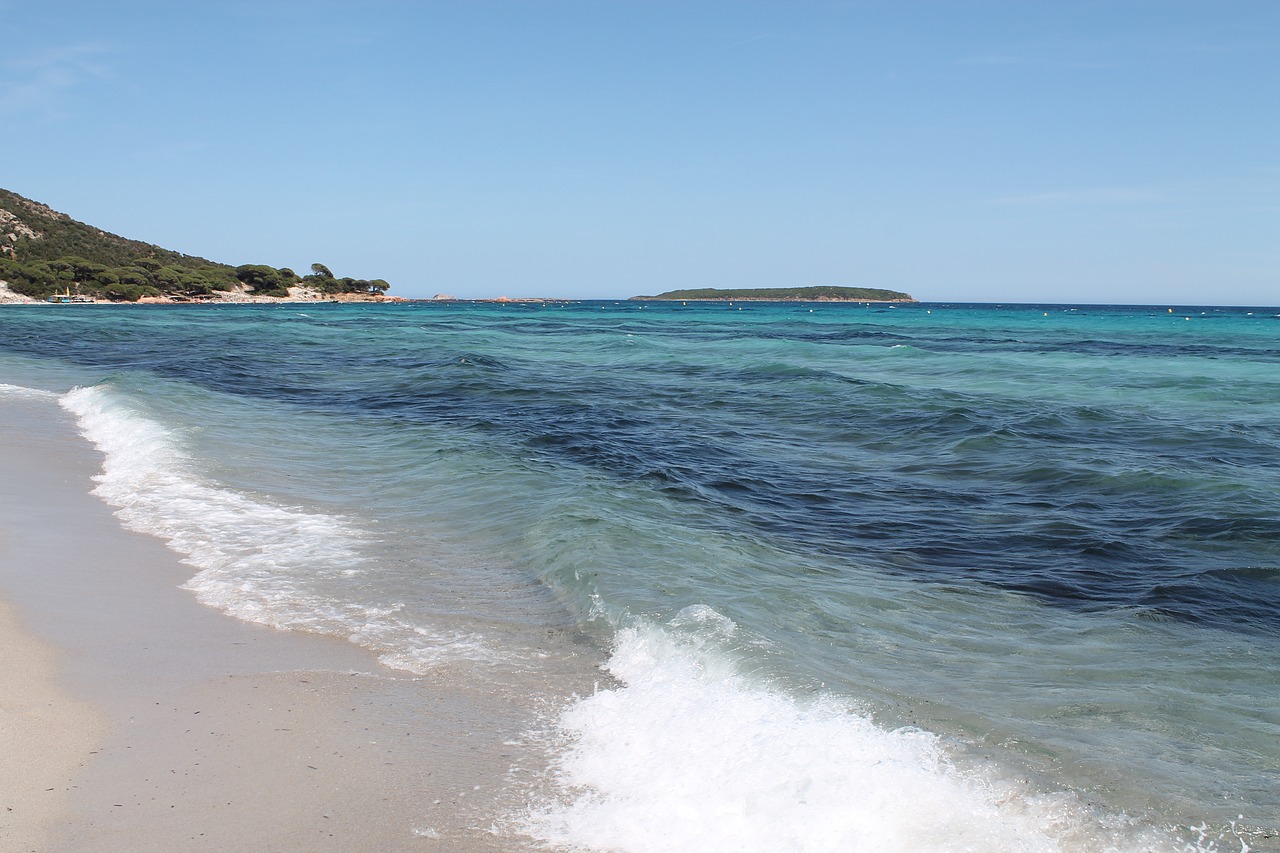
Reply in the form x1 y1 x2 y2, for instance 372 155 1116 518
0 389 575 851
0 284 406 306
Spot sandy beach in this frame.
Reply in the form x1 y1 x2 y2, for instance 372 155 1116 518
0 391 571 851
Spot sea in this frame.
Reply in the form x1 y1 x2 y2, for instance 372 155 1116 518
0 300 1276 852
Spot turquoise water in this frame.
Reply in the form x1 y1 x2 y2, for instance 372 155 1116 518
2 301 1277 851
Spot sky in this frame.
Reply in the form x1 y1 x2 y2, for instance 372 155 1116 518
2 0 1276 304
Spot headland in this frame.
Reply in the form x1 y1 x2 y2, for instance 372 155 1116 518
0 188 394 305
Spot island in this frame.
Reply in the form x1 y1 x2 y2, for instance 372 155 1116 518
630 286 915 302
0 188 393 303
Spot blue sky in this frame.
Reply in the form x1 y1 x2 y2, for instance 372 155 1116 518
2 1 1276 303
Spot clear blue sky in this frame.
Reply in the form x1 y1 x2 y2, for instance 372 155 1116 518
3 1 1276 303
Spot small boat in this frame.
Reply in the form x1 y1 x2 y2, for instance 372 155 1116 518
46 290 94 304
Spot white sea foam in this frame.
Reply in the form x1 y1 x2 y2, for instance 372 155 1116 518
58 384 494 672
527 606 1188 853
0 382 58 399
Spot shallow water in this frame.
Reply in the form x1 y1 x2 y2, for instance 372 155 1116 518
2 300 1277 851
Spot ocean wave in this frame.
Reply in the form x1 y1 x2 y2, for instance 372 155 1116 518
525 606 1199 853
58 383 495 672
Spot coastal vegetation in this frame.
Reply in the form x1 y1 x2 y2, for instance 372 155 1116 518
631 285 914 302
0 188 390 302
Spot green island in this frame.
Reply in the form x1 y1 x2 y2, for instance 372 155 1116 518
0 188 391 303
631 285 915 302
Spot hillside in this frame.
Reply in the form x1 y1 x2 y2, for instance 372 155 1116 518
631 285 915 302
0 188 389 302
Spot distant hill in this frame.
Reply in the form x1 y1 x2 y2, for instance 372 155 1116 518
0 188 389 302
631 286 915 302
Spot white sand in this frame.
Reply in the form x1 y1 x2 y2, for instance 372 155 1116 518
0 597 107 852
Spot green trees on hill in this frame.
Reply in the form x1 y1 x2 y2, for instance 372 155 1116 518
1 253 388 302
234 264 294 297
0 188 393 302
299 264 390 296
0 255 239 301
229 263 390 298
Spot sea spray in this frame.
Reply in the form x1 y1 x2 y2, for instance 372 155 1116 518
58 383 495 671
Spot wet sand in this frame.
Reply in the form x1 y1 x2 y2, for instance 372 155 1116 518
0 391 575 851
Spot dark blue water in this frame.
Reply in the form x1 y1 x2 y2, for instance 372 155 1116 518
5 302 1280 633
